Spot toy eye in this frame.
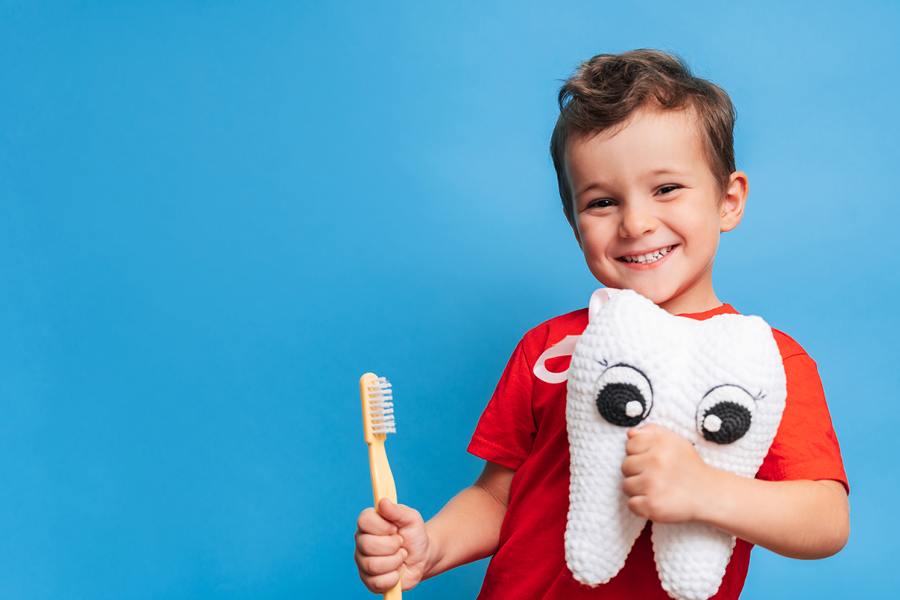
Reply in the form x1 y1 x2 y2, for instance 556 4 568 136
594 364 653 427
696 385 755 445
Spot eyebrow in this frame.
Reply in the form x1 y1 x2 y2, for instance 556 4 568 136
647 168 690 177
576 182 607 196
576 169 690 196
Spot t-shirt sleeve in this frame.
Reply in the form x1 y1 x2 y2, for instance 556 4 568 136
756 351 849 493
467 339 537 470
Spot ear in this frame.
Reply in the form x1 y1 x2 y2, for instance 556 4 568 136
720 171 748 233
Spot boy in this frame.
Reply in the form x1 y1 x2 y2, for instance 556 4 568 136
354 50 849 599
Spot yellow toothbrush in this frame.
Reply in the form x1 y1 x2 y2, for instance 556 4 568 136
360 373 401 600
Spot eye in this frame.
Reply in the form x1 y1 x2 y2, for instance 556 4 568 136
696 385 755 445
657 185 680 195
594 364 653 427
587 198 615 209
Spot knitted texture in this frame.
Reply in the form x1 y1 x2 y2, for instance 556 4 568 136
565 290 787 600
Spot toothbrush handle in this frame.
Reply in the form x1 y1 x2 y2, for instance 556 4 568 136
384 580 402 600
369 440 397 507
369 440 401 599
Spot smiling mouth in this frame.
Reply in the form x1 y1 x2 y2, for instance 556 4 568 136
617 245 676 265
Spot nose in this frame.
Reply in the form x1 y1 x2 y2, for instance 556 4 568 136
618 201 658 238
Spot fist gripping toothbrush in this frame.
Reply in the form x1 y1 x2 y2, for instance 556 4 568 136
360 373 401 600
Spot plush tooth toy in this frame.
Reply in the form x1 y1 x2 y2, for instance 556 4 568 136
565 289 787 600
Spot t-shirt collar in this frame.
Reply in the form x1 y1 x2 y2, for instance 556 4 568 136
677 303 738 321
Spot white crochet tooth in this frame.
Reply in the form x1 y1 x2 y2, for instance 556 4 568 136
652 522 735 600
566 290 787 599
651 315 787 600
565 345 647 585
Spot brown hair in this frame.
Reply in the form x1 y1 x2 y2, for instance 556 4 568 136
549 49 736 227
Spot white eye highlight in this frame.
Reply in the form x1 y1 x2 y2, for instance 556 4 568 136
594 364 653 427
703 414 723 433
696 385 755 445
625 400 644 418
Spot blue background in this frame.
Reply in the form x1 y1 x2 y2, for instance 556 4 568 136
0 1 896 598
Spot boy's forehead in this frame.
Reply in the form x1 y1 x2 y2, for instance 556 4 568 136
565 107 710 188
583 105 704 145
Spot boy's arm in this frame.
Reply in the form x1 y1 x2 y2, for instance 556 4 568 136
621 425 850 559
355 460 513 593
423 460 514 576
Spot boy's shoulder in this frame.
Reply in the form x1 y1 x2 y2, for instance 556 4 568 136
721 306 812 363
522 307 589 342
530 306 590 332
513 308 589 366
769 327 812 362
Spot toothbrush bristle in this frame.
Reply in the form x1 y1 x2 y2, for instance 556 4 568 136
367 376 396 434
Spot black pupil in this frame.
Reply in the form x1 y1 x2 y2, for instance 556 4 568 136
596 383 646 427
701 401 752 444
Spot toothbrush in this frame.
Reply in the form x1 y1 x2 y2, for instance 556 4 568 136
360 373 401 600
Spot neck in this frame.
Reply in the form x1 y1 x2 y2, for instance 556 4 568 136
660 292 723 316
657 267 722 315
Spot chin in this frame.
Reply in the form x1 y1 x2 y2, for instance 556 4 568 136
595 279 675 306
630 288 675 306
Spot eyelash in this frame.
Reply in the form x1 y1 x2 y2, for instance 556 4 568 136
588 199 615 209
586 185 681 209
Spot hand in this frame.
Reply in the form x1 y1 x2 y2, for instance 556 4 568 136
620 424 718 524
355 498 432 593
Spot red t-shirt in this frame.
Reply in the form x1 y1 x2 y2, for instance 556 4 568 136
467 304 848 600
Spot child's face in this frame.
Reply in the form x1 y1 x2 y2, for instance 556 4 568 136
566 107 746 314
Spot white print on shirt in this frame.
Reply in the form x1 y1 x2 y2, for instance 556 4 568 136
532 335 580 384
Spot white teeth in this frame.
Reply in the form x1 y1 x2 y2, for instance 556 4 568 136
621 246 673 264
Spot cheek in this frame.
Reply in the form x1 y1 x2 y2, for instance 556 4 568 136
702 222 723 250
580 221 615 249
582 234 612 263
678 216 721 252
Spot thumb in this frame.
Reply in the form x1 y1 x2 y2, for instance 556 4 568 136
377 498 422 529
628 423 665 438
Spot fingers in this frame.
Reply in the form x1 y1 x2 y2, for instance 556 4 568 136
621 453 644 479
626 495 651 519
625 432 654 456
357 506 398 536
356 502 429 594
377 498 424 530
355 545 407 569
355 548 408 593
361 569 400 594
356 507 405 558
625 424 679 455
355 506 409 594
355 529 404 557
621 449 649 496
627 423 667 438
